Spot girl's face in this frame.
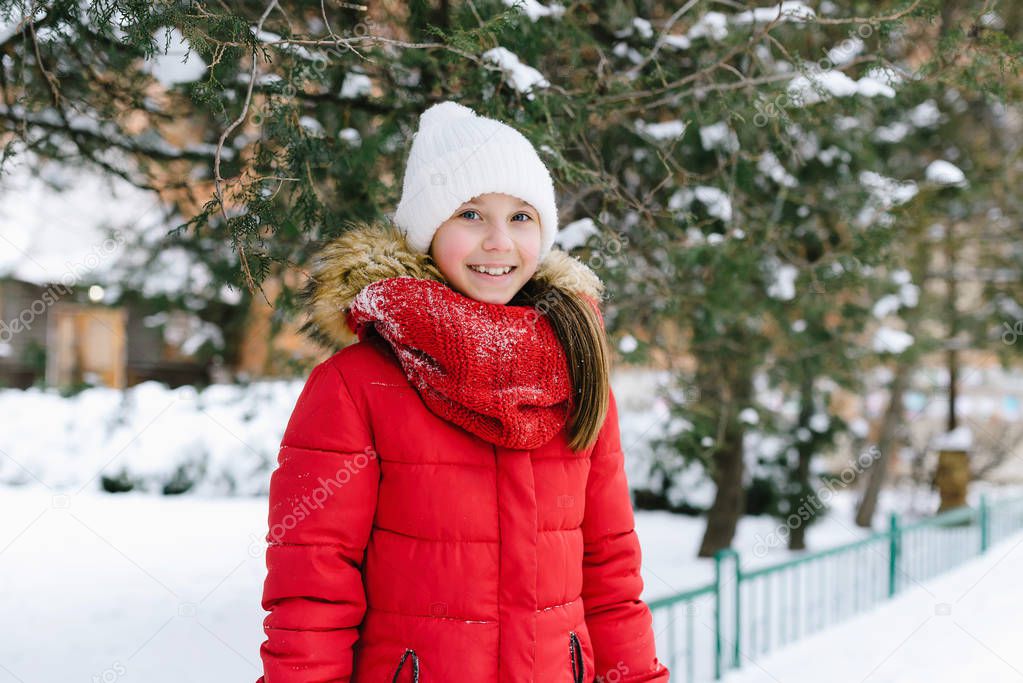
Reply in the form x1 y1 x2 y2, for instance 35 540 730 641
428 192 542 305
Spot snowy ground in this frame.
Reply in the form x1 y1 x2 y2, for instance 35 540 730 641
722 526 1023 683
0 486 267 682
2 481 1018 682
2 370 1021 681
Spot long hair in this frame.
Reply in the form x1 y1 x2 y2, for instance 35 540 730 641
510 279 611 452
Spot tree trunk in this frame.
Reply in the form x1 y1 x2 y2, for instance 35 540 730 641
697 354 753 558
855 360 911 528
789 370 815 550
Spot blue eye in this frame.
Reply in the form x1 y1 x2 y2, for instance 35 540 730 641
457 210 533 222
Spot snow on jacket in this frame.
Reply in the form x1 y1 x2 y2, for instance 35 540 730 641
257 220 670 682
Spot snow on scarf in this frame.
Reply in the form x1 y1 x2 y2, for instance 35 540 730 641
345 276 574 450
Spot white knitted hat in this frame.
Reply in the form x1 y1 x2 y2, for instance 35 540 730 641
392 101 559 262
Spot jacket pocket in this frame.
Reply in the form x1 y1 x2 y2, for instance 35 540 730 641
392 647 420 682
568 631 585 683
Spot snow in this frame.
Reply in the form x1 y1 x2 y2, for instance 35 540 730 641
662 34 693 50
733 2 815 24
856 75 897 98
0 156 164 288
0 483 916 680
739 408 760 425
891 268 912 285
0 458 904 680
251 28 324 62
699 122 740 153
685 12 730 42
338 127 362 146
144 27 207 85
872 326 914 354
809 412 830 432
218 283 243 305
926 159 968 187
871 273 919 317
630 17 654 39
298 116 325 137
826 37 864 66
981 11 1005 29
909 99 942 127
145 310 225 355
757 151 798 188
1 370 1020 682
849 417 870 438
866 65 909 88
618 334 638 353
636 118 688 141
670 186 734 223
872 293 902 318
0 486 269 681
723 526 1023 683
932 425 974 451
787 70 896 106
339 72 372 99
125 245 217 299
817 145 850 166
766 262 798 301
554 217 599 251
481 47 550 99
501 0 565 21
664 3 813 51
0 379 299 494
859 171 919 210
613 41 644 64
899 282 920 307
874 121 912 143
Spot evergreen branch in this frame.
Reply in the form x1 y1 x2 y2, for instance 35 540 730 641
213 0 278 307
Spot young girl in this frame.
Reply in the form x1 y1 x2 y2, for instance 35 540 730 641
257 101 670 683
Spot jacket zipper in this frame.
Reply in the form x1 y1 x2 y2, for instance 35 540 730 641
569 631 584 683
392 647 420 682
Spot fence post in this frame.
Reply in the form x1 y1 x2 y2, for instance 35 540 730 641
980 493 989 553
888 512 900 598
713 548 740 680
733 552 741 671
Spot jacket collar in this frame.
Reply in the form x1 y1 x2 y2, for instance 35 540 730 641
301 219 605 349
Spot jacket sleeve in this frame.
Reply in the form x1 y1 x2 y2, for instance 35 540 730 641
257 360 379 683
581 387 670 682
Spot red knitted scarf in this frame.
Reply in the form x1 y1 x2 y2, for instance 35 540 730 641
345 276 573 450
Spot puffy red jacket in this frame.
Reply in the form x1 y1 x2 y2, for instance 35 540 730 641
258 221 669 682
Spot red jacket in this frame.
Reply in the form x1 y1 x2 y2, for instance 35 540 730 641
258 221 669 682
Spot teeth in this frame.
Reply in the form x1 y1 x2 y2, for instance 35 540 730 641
469 265 514 275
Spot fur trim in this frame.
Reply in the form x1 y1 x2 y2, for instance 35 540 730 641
300 219 605 349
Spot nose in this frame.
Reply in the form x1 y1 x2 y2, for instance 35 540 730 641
482 220 514 251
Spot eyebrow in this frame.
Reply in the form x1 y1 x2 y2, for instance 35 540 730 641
463 200 534 210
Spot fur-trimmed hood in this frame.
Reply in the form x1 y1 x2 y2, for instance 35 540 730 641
300 219 606 349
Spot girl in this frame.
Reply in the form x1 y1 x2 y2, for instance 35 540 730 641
257 101 669 682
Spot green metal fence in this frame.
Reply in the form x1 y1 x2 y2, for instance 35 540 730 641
647 493 1023 682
